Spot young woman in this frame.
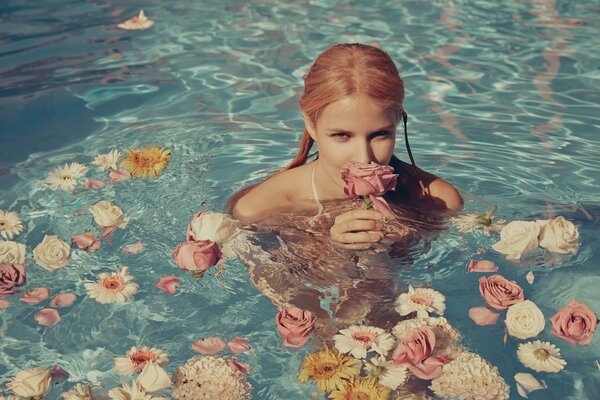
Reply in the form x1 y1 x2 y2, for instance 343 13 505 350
226 43 463 246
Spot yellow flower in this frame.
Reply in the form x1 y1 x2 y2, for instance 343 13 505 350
120 146 171 178
298 347 361 393
329 377 390 400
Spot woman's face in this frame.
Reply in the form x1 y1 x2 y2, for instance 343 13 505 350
305 95 397 183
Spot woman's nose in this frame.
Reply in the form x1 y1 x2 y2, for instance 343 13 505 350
355 140 374 164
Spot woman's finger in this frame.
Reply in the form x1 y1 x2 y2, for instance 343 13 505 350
334 209 383 225
332 231 384 244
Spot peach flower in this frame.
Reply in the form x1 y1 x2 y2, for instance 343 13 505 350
391 326 451 380
550 299 597 345
479 274 524 310
276 306 316 348
341 161 398 219
0 263 26 296
172 240 223 273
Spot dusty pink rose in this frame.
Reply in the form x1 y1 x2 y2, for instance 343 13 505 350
479 274 524 310
391 326 450 380
468 306 500 326
466 259 498 273
341 161 398 219
172 240 223 272
71 232 100 254
20 287 50 305
0 263 27 296
155 275 180 295
276 306 316 348
550 299 598 345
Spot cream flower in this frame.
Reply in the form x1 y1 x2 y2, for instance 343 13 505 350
394 285 446 318
537 216 579 254
45 162 88 191
118 10 154 30
333 325 395 359
137 362 171 392
187 212 240 257
505 300 545 340
492 220 541 260
364 355 408 390
84 266 139 304
33 234 70 271
450 206 505 236
517 341 566 373
0 210 25 240
108 381 162 400
514 372 547 398
62 383 98 400
6 367 52 398
0 241 26 264
89 200 129 228
114 346 169 376
429 352 509 400
92 149 122 172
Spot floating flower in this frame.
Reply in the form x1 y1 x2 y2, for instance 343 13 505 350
61 383 98 400
83 179 106 189
479 274 524 310
466 259 498 273
394 285 446 318
71 232 100 254
538 216 579 254
514 372 547 398
450 206 505 236
0 263 26 296
154 275 180 295
109 169 132 183
391 326 451 380
517 341 566 373
84 266 139 304
35 308 61 326
392 316 462 360
468 306 500 326
192 337 226 355
108 381 159 400
333 325 395 359
0 241 26 265
227 337 251 354
276 306 316 348
299 347 361 392
329 377 390 400
120 146 171 178
6 367 52 398
364 355 408 390
137 362 171 393
429 352 509 400
92 149 122 171
550 299 597 345
114 346 169 376
187 212 240 257
506 300 545 340
492 220 541 260
171 356 251 400
172 240 223 274
33 234 70 272
0 210 25 239
122 241 144 254
20 287 50 305
89 200 129 228
50 292 77 307
118 10 155 30
45 162 88 191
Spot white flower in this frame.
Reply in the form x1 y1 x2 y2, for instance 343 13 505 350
450 210 505 236
84 266 139 304
62 383 98 400
514 372 547 398
429 352 510 400
33 234 70 271
108 381 163 400
333 325 395 359
6 367 52 398
137 362 171 392
118 10 154 30
45 162 88 191
171 356 251 400
0 241 26 264
364 355 408 390
0 210 25 240
492 220 541 260
114 346 169 377
92 149 122 172
505 300 545 340
89 200 129 228
394 285 446 318
537 216 579 254
187 212 240 257
517 341 566 373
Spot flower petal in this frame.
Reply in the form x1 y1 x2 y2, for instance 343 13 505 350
192 337 226 355
20 287 50 305
515 372 547 398
122 241 144 254
0 298 11 309
35 308 61 326
469 306 500 326
50 293 77 308
154 276 180 295
227 337 251 354
83 179 106 189
467 260 498 273
109 169 132 183
526 271 535 285
227 359 251 375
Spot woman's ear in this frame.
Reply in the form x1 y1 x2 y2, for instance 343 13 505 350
302 113 317 141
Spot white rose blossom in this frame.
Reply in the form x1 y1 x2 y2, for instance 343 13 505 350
537 216 579 254
33 234 70 271
492 220 541 260
61 383 98 400
0 241 26 264
187 212 240 257
137 363 171 392
505 300 545 340
6 367 52 398
89 200 129 228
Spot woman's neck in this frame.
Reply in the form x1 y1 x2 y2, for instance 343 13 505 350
312 159 348 201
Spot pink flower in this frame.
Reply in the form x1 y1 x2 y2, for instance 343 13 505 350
466 259 498 273
35 308 61 326
479 274 524 310
275 306 316 348
20 287 50 305
227 337 251 354
468 306 500 326
172 240 223 273
192 337 226 355
550 299 598 345
0 263 26 296
391 326 450 380
71 232 100 254
155 276 180 295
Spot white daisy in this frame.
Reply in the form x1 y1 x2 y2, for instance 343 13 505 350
517 341 567 373
45 162 88 191
108 381 160 400
92 149 122 172
62 383 98 400
84 266 139 304
114 346 169 376
0 210 25 240
333 325 395 359
450 206 505 236
394 285 446 319
364 355 408 390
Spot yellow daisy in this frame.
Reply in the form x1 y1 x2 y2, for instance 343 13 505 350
299 347 361 393
120 146 171 178
329 377 390 400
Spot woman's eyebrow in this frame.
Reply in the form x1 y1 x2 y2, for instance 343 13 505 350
326 125 395 134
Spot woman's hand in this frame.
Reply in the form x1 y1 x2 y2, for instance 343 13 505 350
329 209 385 249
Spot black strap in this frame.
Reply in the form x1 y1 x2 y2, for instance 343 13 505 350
403 111 419 177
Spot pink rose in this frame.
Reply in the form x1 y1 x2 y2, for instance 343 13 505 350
550 299 598 345
341 161 398 197
479 274 524 310
172 240 223 273
0 263 27 296
392 326 450 380
276 306 316 348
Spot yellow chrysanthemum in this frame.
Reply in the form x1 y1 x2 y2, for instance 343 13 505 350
120 146 171 178
299 347 361 393
329 377 390 400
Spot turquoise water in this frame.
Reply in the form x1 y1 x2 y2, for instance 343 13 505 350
1 0 600 398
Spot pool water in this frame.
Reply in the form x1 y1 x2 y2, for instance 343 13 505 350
1 0 600 399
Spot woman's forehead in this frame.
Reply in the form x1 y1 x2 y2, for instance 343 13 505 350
317 96 397 132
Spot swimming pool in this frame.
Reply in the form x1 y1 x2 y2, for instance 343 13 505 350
1 0 599 398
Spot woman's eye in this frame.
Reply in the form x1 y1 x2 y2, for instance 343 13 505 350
332 133 349 139
374 131 391 138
